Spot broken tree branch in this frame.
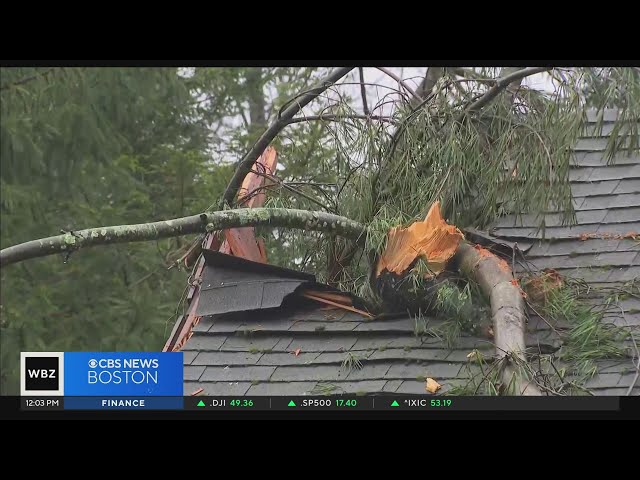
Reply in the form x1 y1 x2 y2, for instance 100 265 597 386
455 242 542 396
0 209 367 268
221 67 353 208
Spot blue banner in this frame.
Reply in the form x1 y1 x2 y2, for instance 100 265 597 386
64 352 183 396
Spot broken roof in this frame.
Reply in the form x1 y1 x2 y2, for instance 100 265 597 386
172 109 639 397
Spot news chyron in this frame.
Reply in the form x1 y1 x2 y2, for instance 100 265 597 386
21 352 183 410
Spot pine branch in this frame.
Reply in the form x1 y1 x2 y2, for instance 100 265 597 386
221 67 353 208
0 209 366 268
462 67 551 117
285 114 395 125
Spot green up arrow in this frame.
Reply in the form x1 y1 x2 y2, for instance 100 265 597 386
197 400 206 407
391 400 399 407
288 400 296 407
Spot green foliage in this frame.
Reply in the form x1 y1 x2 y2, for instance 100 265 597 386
2 66 639 396
541 282 630 377
0 67 226 394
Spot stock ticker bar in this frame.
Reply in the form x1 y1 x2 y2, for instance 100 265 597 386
19 396 619 411
185 396 620 411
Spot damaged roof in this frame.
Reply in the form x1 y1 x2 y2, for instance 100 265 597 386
174 109 639 397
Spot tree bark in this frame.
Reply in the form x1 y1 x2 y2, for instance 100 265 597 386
222 67 353 207
455 242 542 395
0 208 366 268
414 67 444 106
245 68 267 135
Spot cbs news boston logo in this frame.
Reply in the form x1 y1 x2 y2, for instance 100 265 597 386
21 352 183 397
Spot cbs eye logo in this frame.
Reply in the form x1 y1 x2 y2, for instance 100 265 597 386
88 359 98 368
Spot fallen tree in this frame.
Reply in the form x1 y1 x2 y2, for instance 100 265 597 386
0 204 540 395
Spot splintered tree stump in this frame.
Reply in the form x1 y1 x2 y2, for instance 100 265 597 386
375 201 464 312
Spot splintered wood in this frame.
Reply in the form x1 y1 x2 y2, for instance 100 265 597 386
376 201 464 278
220 146 278 263
300 289 373 319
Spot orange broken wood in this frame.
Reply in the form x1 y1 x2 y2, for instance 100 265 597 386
238 146 278 207
522 269 564 305
220 147 278 263
300 289 354 306
301 292 373 319
190 387 204 396
376 201 464 277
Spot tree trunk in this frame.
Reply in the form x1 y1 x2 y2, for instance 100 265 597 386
455 242 542 395
245 68 267 135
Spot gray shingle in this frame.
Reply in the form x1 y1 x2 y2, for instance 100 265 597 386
574 137 638 151
571 181 620 197
579 194 640 210
344 363 393 380
394 381 432 394
491 224 594 239
220 334 283 352
493 211 607 228
573 152 640 166
385 362 468 380
331 381 388 393
368 348 486 362
286 335 359 352
550 267 614 283
272 337 294 351
257 352 321 366
200 365 276 382
602 207 640 223
207 315 296 333
607 266 640 282
288 320 358 332
181 333 227 352
593 164 640 181
183 351 198 365
246 382 317 396
613 178 640 194
616 239 639 252
184 366 205 381
312 352 357 364
353 318 415 332
183 381 251 396
270 365 348 382
192 351 262 366
352 335 417 351
585 372 638 389
596 222 640 234
528 239 623 257
383 380 403 392
192 317 214 333
525 252 636 270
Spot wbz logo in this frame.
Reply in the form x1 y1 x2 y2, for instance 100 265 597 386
21 352 64 396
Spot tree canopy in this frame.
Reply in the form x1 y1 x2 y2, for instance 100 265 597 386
1 66 639 395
